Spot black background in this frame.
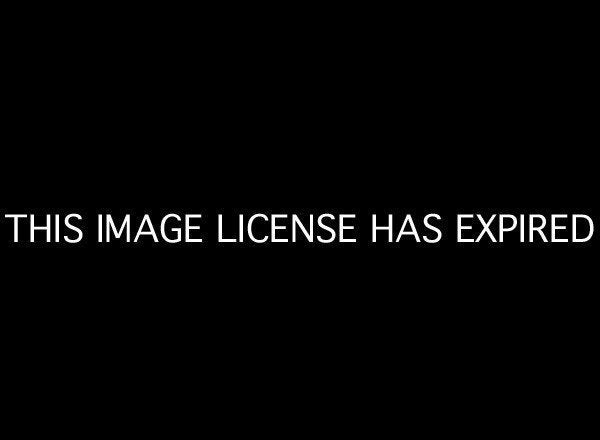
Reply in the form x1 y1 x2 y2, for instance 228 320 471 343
1 6 597 434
